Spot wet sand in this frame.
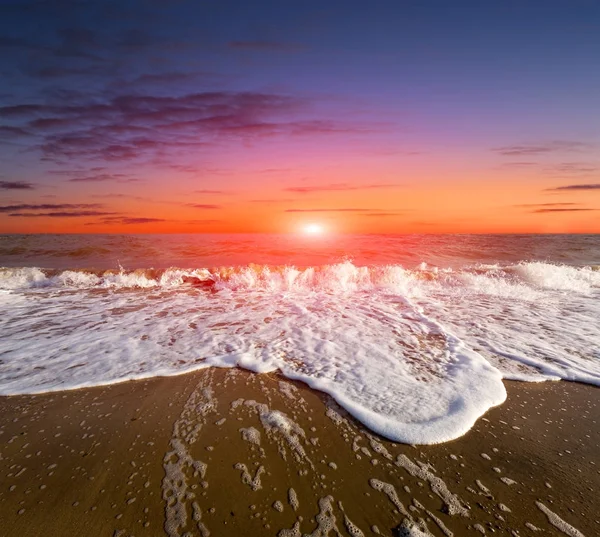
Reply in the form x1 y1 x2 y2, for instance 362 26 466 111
0 368 598 537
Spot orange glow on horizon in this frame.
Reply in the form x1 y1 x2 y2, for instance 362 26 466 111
2 164 599 235
302 223 325 235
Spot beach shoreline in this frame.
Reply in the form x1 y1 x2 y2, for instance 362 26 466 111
0 368 597 537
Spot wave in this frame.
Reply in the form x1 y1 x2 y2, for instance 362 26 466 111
1 261 599 293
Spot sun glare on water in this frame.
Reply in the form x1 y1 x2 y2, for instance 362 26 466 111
303 223 325 235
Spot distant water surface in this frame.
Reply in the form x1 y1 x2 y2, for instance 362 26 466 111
1 233 599 269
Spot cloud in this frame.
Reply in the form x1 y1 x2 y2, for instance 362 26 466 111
0 125 30 137
0 203 102 213
0 104 46 117
48 167 107 176
8 211 118 217
1 90 380 164
103 72 231 94
493 141 593 156
284 183 400 193
68 173 137 183
91 193 146 200
497 161 539 169
193 190 226 194
288 120 382 136
86 216 221 226
532 208 597 213
109 217 166 225
285 208 374 213
187 204 222 209
545 184 600 191
544 162 598 176
0 180 35 190
0 3 384 197
83 216 168 225
514 203 581 208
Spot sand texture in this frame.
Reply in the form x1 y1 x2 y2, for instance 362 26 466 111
0 368 598 537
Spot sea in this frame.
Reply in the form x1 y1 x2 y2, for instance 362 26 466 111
1 233 599 444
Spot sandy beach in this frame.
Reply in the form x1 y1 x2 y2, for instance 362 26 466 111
0 367 597 537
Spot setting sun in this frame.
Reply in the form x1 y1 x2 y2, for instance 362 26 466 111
303 223 325 235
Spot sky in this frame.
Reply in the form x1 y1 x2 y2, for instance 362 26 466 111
0 0 599 234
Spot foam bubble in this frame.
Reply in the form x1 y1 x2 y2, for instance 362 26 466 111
536 502 585 537
240 427 261 446
511 262 600 292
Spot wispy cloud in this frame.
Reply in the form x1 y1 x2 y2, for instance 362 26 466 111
0 180 35 190
193 189 226 194
497 161 539 169
87 216 221 226
89 216 167 225
543 162 598 176
0 126 30 137
1 91 375 166
493 141 593 156
545 183 600 191
48 167 107 176
284 183 400 194
91 193 146 201
68 173 138 183
514 202 581 208
110 217 166 224
0 203 102 213
187 204 222 209
9 211 118 217
532 208 597 213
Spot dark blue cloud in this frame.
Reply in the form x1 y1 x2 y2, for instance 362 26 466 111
0 203 102 212
0 180 35 189
8 211 117 217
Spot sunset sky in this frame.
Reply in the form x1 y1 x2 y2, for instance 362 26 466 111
1 0 599 234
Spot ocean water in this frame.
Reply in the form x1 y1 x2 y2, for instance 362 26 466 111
1 233 599 444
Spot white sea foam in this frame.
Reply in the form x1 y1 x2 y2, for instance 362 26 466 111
1 261 599 444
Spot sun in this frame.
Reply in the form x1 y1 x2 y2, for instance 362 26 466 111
303 223 325 235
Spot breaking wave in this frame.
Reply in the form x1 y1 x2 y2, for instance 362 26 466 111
1 261 599 293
